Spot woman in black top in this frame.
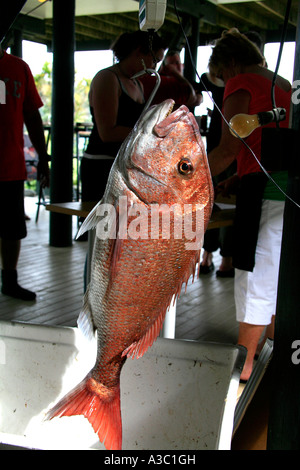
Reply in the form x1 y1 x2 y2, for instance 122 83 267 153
81 31 166 203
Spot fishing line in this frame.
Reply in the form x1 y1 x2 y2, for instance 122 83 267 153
173 0 300 209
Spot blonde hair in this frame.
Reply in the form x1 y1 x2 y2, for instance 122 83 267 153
208 28 264 80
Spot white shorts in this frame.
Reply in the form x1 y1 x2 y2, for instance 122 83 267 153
235 199 285 325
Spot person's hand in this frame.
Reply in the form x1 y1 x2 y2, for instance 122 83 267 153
159 63 180 77
188 92 202 108
215 174 239 198
38 155 50 188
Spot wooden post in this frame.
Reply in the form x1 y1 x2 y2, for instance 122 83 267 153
11 29 23 58
49 0 75 247
183 16 199 84
0 0 26 43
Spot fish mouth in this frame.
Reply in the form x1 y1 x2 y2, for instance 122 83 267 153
164 101 174 119
154 99 176 128
154 100 190 137
122 99 197 205
135 99 178 137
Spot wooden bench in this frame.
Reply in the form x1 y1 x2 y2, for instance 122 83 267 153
46 196 236 230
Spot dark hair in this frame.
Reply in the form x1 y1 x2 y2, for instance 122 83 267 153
244 31 264 52
111 30 166 62
208 28 264 80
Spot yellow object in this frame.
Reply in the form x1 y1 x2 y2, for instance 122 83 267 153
229 108 286 139
229 113 260 138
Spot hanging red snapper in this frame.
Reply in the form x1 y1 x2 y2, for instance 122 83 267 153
46 99 214 450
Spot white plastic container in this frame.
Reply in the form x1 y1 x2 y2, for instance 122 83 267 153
0 321 245 450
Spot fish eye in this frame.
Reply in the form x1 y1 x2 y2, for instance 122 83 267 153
178 158 193 175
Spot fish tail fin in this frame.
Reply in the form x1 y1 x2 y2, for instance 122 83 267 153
46 373 122 450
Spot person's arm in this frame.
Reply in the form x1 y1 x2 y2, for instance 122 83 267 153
89 70 133 143
208 89 251 176
24 109 50 187
160 64 198 107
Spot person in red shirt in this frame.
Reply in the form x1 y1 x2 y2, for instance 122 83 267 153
207 29 291 381
141 50 202 109
0 43 50 300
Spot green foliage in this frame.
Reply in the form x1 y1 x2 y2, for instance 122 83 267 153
33 62 92 125
74 77 92 123
34 62 52 123
32 63 93 190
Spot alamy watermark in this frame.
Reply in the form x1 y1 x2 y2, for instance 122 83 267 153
95 196 205 251
291 340 300 365
292 80 300 105
0 79 5 104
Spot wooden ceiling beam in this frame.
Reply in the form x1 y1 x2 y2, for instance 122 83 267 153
75 17 125 40
88 13 138 31
214 11 254 33
217 3 279 31
254 0 298 27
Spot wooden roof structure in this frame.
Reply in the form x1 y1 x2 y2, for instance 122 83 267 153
7 0 300 53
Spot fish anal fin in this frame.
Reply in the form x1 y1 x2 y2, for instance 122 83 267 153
46 374 122 450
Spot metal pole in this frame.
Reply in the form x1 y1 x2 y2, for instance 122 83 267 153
267 3 300 449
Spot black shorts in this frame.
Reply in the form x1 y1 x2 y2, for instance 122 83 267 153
0 180 27 240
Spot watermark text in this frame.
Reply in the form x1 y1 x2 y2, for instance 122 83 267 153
0 79 5 104
95 197 205 251
291 340 300 364
292 80 300 105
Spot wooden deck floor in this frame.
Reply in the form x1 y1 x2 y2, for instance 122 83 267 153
0 195 238 344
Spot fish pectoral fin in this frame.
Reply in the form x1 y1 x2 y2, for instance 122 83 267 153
76 199 102 239
109 200 128 278
77 288 96 340
110 236 123 280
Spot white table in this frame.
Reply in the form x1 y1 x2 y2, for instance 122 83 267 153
0 321 246 450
